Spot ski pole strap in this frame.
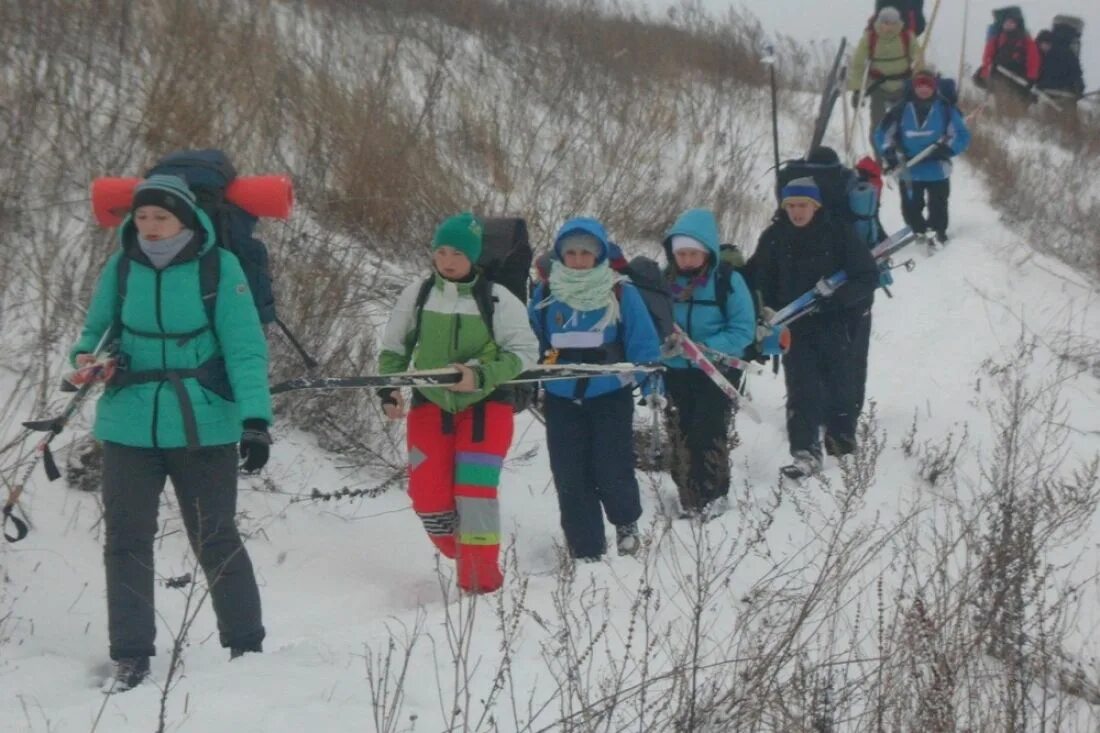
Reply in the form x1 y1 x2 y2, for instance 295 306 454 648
2 487 28 542
111 358 233 450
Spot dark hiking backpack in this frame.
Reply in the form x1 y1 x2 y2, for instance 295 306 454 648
138 150 276 325
1052 15 1084 59
411 216 535 412
874 0 926 36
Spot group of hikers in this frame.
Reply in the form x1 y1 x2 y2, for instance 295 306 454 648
66 162 884 689
853 3 1088 131
46 0 1089 698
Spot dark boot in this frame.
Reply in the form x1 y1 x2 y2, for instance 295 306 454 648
824 433 857 457
615 522 640 556
108 656 150 692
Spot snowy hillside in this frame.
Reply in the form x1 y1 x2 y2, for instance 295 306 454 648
3 2 1100 732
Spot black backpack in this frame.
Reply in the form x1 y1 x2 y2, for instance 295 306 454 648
875 0 926 35
1052 15 1084 58
411 217 535 412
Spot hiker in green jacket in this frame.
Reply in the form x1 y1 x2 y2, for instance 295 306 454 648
850 6 919 152
378 212 538 594
378 211 536 594
70 174 272 691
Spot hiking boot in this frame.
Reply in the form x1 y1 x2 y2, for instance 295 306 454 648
700 496 730 521
824 433 857 457
615 522 640 556
107 656 150 693
780 450 822 480
230 644 262 660
934 230 948 245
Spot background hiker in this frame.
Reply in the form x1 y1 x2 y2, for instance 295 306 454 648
69 174 272 692
874 67 972 248
378 212 537 594
977 7 1040 112
850 6 918 153
745 179 877 479
1036 19 1086 128
661 208 755 519
529 218 661 561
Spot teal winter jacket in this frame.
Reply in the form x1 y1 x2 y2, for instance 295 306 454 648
70 209 272 448
661 209 755 370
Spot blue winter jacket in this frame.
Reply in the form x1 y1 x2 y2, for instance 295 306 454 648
874 98 971 182
530 217 662 400
661 209 755 371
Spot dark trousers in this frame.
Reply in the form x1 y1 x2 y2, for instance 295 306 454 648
782 320 856 458
544 388 642 559
102 442 264 660
665 368 733 512
899 179 950 235
845 305 873 417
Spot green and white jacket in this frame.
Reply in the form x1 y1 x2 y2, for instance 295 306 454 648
379 272 538 413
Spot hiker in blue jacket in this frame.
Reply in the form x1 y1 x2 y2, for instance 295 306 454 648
530 217 661 560
874 67 971 247
661 208 755 519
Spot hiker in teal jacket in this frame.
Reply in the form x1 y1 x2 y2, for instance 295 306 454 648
661 208 754 520
69 174 272 692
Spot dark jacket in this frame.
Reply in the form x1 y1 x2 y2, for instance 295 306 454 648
1037 28 1085 94
745 211 878 336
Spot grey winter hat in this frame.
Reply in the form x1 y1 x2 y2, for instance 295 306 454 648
557 232 603 258
876 6 902 25
131 174 197 229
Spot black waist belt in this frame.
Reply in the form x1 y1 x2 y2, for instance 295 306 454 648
111 357 232 450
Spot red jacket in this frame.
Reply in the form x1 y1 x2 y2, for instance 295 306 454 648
981 32 1041 82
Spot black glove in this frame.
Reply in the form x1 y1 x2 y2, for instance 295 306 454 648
928 142 953 161
850 90 861 108
882 148 899 170
239 418 272 473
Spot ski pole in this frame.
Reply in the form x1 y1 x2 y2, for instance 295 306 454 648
957 0 970 98
918 0 943 63
5 329 116 542
762 44 780 185
274 317 320 370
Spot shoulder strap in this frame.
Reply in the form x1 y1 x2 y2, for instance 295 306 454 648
715 261 734 318
869 28 879 57
408 277 435 351
199 247 220 329
472 275 497 339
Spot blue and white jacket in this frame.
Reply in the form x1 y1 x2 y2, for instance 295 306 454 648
529 217 662 401
661 209 755 371
874 97 971 182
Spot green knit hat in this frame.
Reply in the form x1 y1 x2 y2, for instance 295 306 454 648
432 212 483 263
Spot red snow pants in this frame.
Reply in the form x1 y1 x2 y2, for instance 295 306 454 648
406 399 513 593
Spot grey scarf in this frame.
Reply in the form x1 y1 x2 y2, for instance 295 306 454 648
138 229 193 269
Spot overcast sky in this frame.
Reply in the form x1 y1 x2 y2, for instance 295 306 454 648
637 0 1099 90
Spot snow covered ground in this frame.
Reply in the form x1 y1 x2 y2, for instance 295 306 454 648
4 153 1100 731
3 3 1100 731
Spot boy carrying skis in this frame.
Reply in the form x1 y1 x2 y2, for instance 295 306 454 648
746 180 877 479
874 67 971 247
